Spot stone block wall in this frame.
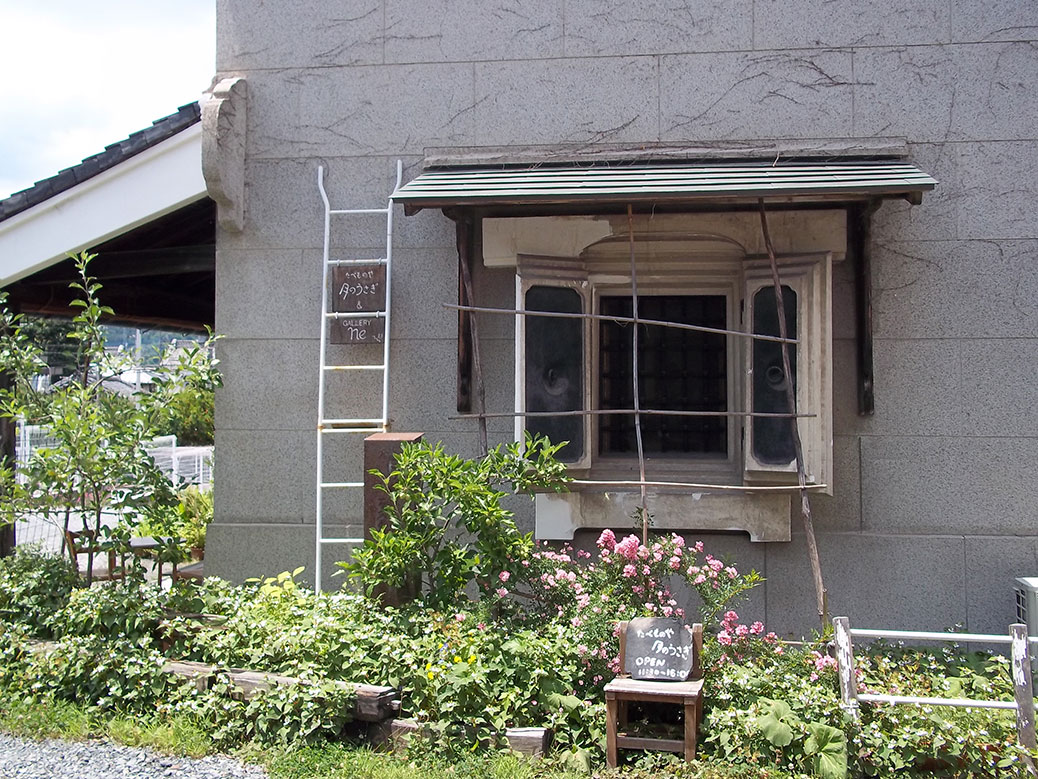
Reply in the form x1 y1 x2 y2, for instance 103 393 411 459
208 0 1038 637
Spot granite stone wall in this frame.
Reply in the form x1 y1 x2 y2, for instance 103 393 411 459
207 0 1038 637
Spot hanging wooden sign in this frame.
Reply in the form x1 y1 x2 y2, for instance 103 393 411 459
330 316 385 345
332 264 386 313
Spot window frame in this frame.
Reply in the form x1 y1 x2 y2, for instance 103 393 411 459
515 243 833 492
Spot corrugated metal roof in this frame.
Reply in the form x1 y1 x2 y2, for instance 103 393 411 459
391 161 936 210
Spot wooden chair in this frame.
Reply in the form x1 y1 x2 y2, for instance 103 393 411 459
65 529 127 582
604 619 704 767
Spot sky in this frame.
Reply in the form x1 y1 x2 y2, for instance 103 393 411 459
0 0 216 200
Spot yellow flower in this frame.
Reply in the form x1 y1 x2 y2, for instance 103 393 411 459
425 663 432 671
468 655 476 664
427 671 435 680
453 655 462 664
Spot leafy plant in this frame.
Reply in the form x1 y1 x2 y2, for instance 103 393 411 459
0 547 79 637
342 436 569 607
0 252 221 583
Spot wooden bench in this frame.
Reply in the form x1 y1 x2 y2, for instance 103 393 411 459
65 529 126 581
604 619 704 767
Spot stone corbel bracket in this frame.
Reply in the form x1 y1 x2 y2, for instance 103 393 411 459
202 77 247 233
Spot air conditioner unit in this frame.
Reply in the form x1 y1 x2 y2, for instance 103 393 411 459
1014 578 1038 635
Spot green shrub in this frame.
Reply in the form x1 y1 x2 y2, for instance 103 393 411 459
0 547 79 637
52 577 165 642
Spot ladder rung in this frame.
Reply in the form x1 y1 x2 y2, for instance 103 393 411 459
322 418 383 426
320 482 364 488
319 427 382 434
329 258 387 266
326 311 386 319
319 537 365 545
323 364 386 372
330 207 390 215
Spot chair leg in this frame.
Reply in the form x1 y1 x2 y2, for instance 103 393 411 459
606 695 619 768
684 700 698 761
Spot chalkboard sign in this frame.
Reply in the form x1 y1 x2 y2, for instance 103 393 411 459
332 264 386 313
624 618 694 681
330 316 385 345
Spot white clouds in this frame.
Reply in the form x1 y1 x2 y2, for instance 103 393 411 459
0 0 215 198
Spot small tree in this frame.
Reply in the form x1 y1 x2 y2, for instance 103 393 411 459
0 252 221 583
343 435 569 607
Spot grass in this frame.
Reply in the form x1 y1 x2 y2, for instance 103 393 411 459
0 690 782 779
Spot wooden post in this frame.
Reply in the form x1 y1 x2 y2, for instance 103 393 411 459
833 617 860 721
364 432 423 605
1012 623 1036 751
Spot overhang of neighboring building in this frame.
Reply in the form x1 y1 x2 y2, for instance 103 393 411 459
0 103 214 330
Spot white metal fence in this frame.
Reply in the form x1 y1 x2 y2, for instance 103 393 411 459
833 616 1038 753
12 422 213 552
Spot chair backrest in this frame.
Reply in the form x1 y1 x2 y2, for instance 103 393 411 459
617 619 703 681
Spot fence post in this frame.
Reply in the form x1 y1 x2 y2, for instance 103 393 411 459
833 616 860 720
1012 623 1036 751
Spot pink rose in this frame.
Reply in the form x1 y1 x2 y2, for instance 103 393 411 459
499 570 510 582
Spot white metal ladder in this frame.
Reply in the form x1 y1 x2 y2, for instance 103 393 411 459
314 161 402 592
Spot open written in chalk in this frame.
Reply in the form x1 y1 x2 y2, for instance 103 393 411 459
624 618 694 681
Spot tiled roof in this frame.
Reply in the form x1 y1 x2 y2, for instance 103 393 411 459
0 102 201 223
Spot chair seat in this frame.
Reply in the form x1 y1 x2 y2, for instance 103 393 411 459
605 676 704 701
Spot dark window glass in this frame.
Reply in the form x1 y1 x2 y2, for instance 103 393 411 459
751 285 797 465
525 286 584 462
599 295 727 456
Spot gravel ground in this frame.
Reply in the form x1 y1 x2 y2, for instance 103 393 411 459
0 734 269 779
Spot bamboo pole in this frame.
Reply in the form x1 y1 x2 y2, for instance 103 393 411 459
445 303 798 344
758 199 828 628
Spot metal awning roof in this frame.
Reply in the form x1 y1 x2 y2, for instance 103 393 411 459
391 161 936 212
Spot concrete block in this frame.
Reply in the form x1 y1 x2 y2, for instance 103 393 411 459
384 0 563 63
957 143 1038 240
472 57 658 147
216 0 383 70
388 337 514 433
563 0 751 56
216 338 323 431
806 435 861 532
755 0 949 48
831 338 864 438
472 263 519 341
214 429 365 525
861 436 1038 535
246 65 477 159
873 142 960 244
868 338 963 436
950 0 1038 43
660 51 854 142
385 247 460 340
960 340 1038 436
873 240 1038 339
206 522 363 590
964 536 1038 635
764 532 966 639
220 156 436 254
216 249 320 340
854 43 1038 143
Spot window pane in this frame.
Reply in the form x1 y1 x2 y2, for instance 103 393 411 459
752 285 797 465
599 295 727 456
525 286 584 462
